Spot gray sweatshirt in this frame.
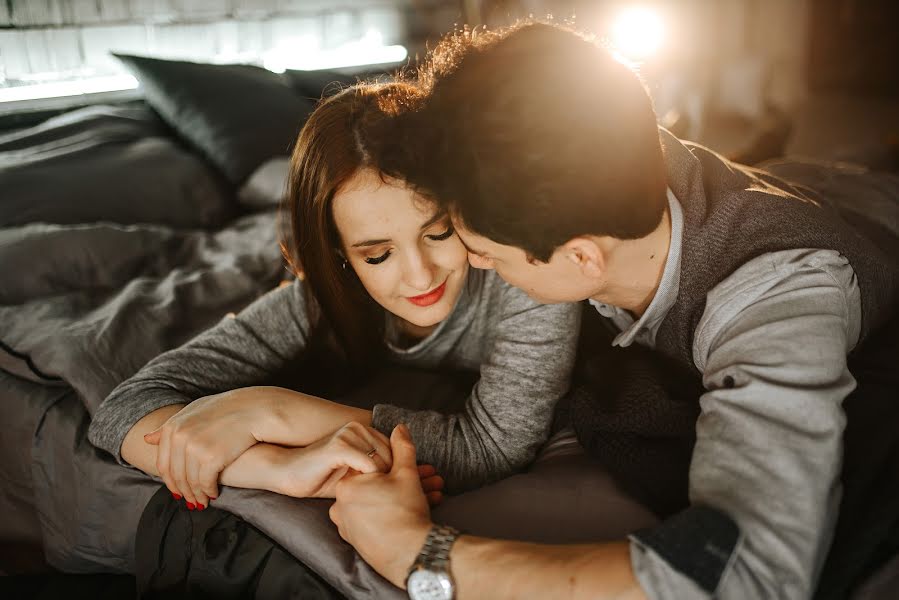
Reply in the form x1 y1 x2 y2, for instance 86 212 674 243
87 268 580 491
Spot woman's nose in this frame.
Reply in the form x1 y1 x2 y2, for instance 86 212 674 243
403 250 436 291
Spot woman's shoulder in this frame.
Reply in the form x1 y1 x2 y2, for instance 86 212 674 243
463 269 581 322
235 276 317 326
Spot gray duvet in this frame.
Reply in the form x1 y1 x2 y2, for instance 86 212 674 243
0 208 656 598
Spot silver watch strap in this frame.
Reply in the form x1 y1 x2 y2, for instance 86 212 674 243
412 524 460 572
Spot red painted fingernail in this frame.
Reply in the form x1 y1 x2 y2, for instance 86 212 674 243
197 503 205 511
172 493 182 500
186 502 195 510
208 497 217 502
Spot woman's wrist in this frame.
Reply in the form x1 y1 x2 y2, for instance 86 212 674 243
242 386 374 446
219 442 293 494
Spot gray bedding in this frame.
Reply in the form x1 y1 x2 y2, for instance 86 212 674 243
0 208 284 572
0 203 658 598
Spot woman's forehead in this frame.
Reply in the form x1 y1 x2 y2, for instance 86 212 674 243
333 173 441 241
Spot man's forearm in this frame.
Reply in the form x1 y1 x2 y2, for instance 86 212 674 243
375 523 647 600
450 537 646 600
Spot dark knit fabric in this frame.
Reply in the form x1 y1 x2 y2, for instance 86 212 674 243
572 130 899 594
632 505 741 594
570 303 701 517
654 128 899 369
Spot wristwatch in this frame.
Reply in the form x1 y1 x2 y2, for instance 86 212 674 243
406 524 461 600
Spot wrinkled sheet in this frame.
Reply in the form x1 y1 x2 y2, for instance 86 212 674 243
0 209 284 414
0 209 284 572
0 208 659 598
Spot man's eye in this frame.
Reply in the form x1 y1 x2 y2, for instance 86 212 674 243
364 251 391 265
427 226 455 241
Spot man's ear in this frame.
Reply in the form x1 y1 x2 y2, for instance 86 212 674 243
562 237 605 278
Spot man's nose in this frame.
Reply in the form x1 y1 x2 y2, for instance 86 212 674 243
467 252 494 270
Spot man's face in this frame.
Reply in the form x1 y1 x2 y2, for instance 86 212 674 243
452 218 597 304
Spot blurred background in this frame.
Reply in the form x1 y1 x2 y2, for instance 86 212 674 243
1 0 898 167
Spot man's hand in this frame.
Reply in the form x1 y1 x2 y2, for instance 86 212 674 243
330 424 434 588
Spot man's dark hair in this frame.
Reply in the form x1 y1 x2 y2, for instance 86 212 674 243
404 21 668 261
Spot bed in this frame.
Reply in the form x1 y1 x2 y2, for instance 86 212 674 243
0 55 662 598
3 53 897 599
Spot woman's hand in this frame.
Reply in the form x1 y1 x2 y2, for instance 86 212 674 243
274 422 446 505
144 389 273 509
417 464 445 506
277 421 394 498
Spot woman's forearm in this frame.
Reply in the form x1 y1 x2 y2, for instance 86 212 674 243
245 386 373 446
121 403 186 475
219 443 292 493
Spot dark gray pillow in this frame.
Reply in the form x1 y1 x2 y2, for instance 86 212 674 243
0 105 235 228
238 156 290 209
284 68 391 100
115 54 315 184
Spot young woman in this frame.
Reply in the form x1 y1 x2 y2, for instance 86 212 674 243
87 82 581 512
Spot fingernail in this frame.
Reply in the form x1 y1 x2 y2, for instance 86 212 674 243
186 502 195 510
172 493 182 500
197 503 205 511
209 497 217 502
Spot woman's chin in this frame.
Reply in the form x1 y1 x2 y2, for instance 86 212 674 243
399 303 452 328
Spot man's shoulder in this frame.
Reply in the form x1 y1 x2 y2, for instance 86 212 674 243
692 248 861 370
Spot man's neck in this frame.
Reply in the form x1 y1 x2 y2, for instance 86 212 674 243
591 207 672 319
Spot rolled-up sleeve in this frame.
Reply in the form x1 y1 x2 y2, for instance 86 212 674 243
630 250 861 599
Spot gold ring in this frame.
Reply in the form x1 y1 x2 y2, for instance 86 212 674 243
366 448 378 458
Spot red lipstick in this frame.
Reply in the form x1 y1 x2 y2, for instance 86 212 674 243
407 280 447 307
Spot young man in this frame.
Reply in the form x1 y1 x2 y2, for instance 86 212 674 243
330 23 899 599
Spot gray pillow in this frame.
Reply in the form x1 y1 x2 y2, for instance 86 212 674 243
238 156 290 209
0 105 235 228
115 54 315 185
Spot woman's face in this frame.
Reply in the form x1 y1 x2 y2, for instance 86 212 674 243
332 168 469 329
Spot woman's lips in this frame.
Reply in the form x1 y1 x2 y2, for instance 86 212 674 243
406 280 447 307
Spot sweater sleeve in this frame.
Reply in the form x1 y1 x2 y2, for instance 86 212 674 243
370 286 581 492
629 250 860 599
87 280 313 464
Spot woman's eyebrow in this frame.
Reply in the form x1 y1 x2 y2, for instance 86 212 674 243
352 237 390 248
351 213 448 248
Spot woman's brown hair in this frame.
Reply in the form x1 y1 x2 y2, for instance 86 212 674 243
281 82 425 369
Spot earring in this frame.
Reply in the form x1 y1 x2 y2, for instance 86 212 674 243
342 259 348 270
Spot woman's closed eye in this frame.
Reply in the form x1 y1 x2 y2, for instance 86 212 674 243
426 226 455 241
363 227 454 266
364 250 391 265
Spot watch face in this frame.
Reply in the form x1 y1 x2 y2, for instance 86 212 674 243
407 568 454 600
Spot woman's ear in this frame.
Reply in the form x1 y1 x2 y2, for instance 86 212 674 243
563 237 605 278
